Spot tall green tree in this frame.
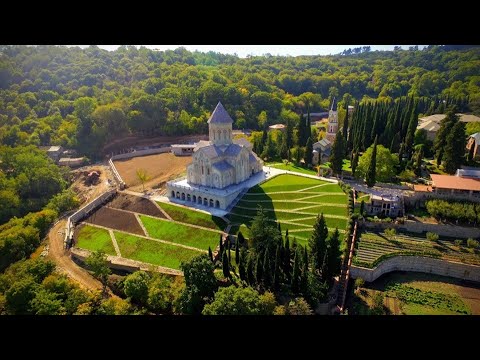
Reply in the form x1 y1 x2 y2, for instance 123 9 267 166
222 251 230 279
291 247 301 293
324 229 342 284
255 253 263 285
365 135 378 187
273 244 281 290
435 109 459 166
414 146 424 176
309 214 328 276
305 137 313 165
283 237 291 283
246 253 255 285
443 121 466 174
263 248 272 288
239 247 247 282
235 236 240 264
330 131 346 175
85 251 111 294
351 151 359 177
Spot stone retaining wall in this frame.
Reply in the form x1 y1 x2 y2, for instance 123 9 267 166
70 247 182 276
350 255 480 283
64 189 117 248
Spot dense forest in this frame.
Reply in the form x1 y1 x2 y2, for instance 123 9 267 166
1 45 479 158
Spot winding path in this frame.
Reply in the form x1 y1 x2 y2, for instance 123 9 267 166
47 220 105 292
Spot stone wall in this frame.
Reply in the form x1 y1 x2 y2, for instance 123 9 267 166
70 248 182 276
350 255 480 283
363 220 480 239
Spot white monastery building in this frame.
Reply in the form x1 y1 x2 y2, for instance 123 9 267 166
167 102 263 210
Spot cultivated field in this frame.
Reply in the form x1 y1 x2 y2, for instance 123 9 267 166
354 230 480 268
351 271 480 315
113 152 191 192
74 194 225 271
227 174 348 247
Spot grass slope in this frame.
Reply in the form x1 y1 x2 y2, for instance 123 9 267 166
157 201 226 230
114 231 201 270
76 225 116 256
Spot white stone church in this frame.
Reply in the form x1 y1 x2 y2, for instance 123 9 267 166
167 102 263 210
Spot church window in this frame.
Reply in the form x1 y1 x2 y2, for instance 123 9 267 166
224 130 227 140
207 168 210 175
202 166 204 175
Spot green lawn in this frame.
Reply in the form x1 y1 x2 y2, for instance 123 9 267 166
157 201 226 230
76 225 116 256
228 173 348 248
139 215 221 250
268 163 318 176
114 231 202 270
250 174 328 193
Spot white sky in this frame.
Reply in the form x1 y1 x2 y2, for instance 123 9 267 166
68 45 426 57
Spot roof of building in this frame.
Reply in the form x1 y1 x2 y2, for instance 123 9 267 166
212 160 234 172
223 144 243 157
233 138 252 147
207 102 233 124
330 97 337 112
197 144 224 158
419 113 480 124
171 144 196 148
371 194 400 202
313 138 332 150
193 140 211 152
417 119 441 132
48 146 62 152
413 184 432 192
249 152 261 163
469 132 480 143
430 174 480 192
268 124 286 130
456 168 480 179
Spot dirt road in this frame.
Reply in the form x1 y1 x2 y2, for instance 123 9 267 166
47 220 104 292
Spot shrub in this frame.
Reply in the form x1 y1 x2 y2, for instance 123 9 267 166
454 239 463 247
354 278 365 289
467 238 479 249
384 228 396 239
426 232 439 242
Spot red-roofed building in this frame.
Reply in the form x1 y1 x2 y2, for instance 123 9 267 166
430 174 480 199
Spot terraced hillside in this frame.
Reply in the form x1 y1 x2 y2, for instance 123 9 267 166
227 174 348 247
354 231 480 268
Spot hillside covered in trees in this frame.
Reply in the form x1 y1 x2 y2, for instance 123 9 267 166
1 45 479 158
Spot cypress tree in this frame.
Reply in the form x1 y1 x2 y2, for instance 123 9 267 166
284 237 291 283
301 245 309 295
273 244 281 290
305 137 313 165
443 121 467 174
404 105 418 158
246 254 255 285
291 247 301 293
343 102 349 148
286 118 293 150
219 234 223 257
467 141 475 162
237 231 245 247
351 151 359 177
389 132 400 154
263 248 272 288
305 110 312 145
365 135 378 187
414 146 424 176
255 253 263 285
324 229 342 285
228 242 231 266
330 131 346 176
308 214 329 275
360 200 365 216
222 251 230 279
208 246 214 263
239 248 247 282
297 112 306 146
235 236 240 265
434 108 459 166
